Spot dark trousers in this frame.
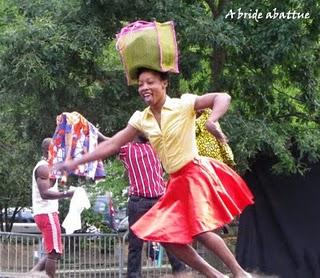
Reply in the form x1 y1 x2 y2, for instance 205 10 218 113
127 196 186 278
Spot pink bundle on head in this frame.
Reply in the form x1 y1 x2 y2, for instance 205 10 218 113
116 20 179 85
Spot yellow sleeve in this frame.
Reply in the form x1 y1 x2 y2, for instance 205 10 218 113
128 111 143 132
181 93 197 115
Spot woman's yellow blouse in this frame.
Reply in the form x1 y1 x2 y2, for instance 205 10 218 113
128 94 198 174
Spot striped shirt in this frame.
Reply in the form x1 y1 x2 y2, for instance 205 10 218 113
119 142 165 198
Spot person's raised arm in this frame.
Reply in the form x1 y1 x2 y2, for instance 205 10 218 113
36 165 73 199
194 92 231 143
55 124 139 172
97 131 110 143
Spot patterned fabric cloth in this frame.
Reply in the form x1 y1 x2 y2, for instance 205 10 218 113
196 108 235 167
119 142 165 198
48 112 105 180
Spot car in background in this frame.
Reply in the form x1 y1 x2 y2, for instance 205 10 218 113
14 207 34 223
114 208 128 232
93 194 128 232
93 195 115 228
1 207 40 234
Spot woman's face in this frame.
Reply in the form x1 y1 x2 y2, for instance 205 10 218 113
138 70 167 107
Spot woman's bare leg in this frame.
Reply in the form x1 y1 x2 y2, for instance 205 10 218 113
162 242 228 278
196 231 251 278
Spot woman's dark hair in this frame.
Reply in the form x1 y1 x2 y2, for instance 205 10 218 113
137 67 169 81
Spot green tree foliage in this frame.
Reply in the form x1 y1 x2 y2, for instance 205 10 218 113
0 0 139 230
218 0 320 173
93 0 320 174
83 0 320 173
1 0 144 138
0 101 37 231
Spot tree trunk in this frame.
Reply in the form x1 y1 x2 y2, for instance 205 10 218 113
211 46 226 91
205 0 229 91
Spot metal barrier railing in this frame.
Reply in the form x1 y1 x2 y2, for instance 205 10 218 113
0 232 180 277
0 232 41 274
0 231 235 277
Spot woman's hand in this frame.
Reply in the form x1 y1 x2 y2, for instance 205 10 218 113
205 121 228 144
54 159 78 173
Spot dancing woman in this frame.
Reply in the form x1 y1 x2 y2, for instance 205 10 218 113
56 68 254 278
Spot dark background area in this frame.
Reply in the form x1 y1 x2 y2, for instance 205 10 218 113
237 158 320 278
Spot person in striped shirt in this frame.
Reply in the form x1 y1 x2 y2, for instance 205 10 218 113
119 134 187 278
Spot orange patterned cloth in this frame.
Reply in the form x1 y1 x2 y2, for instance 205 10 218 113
48 112 105 180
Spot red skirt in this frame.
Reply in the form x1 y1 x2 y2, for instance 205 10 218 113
131 157 254 244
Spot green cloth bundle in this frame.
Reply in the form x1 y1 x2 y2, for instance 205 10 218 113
116 21 179 85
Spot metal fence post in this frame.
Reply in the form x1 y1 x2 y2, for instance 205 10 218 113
118 236 123 278
157 245 164 267
120 231 129 278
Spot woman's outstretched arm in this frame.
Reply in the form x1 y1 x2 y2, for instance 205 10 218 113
55 124 139 172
